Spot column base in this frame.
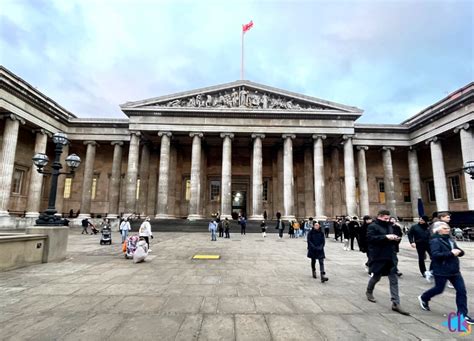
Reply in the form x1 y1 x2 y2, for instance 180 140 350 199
106 214 119 219
219 214 232 220
315 215 328 221
77 214 91 219
24 212 40 218
0 210 10 217
249 215 264 221
282 215 296 221
187 214 203 221
0 215 16 229
155 214 176 219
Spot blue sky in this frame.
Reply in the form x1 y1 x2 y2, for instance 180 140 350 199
1 0 473 123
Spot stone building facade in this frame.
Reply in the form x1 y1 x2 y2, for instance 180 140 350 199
0 66 472 228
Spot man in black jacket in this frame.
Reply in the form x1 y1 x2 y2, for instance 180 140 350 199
366 210 409 315
408 215 431 278
348 216 360 250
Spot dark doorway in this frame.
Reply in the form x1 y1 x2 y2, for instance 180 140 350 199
232 190 247 217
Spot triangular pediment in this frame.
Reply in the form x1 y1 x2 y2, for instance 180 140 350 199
121 80 362 114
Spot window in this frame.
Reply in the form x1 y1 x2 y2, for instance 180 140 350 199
11 168 26 194
63 178 72 199
427 180 436 202
185 179 191 201
91 177 98 200
210 180 220 201
262 180 268 201
136 179 140 200
378 180 385 203
449 175 462 200
402 181 411 203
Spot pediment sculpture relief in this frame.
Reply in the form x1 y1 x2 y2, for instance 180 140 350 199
158 87 327 110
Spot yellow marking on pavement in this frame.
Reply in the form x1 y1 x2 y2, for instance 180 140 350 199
192 254 220 260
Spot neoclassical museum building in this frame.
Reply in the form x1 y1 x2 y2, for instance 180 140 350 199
0 66 472 228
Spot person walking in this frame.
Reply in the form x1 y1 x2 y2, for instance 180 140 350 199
323 219 330 238
307 222 329 283
81 217 92 235
208 218 218 241
239 215 247 235
342 218 350 250
275 218 285 239
119 217 131 243
223 218 230 239
365 210 409 315
359 215 372 273
348 216 360 250
139 216 153 251
218 219 224 238
261 220 267 238
303 217 313 240
418 221 473 325
390 217 403 277
408 215 432 281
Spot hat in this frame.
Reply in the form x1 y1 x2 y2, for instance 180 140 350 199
420 215 430 222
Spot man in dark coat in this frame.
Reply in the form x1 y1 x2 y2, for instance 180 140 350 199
408 215 431 278
275 218 285 239
359 215 372 272
418 221 473 325
348 216 360 250
307 222 328 282
366 210 409 315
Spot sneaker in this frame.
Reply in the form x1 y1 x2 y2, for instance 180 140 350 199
424 271 433 283
418 295 430 311
397 272 403 277
366 291 376 303
392 303 410 316
465 315 474 325
447 282 454 289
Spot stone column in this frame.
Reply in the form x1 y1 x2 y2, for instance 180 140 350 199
188 132 203 220
330 147 342 217
250 133 265 220
313 134 326 219
78 141 97 219
282 134 296 220
454 124 474 209
138 142 150 216
357 146 370 217
55 143 69 216
220 133 234 219
25 129 49 218
0 115 24 216
408 147 422 220
125 131 141 215
156 132 173 219
426 137 449 212
147 148 158 217
382 146 396 217
343 135 357 217
107 141 123 219
304 146 315 218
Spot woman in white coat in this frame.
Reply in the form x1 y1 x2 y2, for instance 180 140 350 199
139 216 153 251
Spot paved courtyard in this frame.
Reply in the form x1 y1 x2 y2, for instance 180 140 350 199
1 228 473 340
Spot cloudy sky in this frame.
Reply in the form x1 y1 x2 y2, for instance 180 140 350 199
1 0 472 123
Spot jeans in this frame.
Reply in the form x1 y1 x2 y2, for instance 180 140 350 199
241 225 246 235
421 273 468 316
416 242 432 275
311 258 325 273
210 230 216 241
121 230 128 243
325 228 330 238
367 273 400 304
278 229 283 238
350 235 359 250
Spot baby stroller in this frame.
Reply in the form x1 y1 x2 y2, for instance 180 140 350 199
100 226 112 245
123 235 140 259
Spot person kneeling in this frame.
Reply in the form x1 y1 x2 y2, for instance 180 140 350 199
133 237 149 263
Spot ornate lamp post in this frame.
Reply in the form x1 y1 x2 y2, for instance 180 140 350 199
32 132 81 226
463 161 474 180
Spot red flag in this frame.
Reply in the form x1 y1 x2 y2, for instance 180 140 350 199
242 20 253 33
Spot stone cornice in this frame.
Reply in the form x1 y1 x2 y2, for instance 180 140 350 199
454 123 471 134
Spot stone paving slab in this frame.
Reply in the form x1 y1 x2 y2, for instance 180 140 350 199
1 229 473 340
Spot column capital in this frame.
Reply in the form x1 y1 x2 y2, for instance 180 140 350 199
382 146 395 151
251 133 265 139
9 114 26 125
32 128 52 137
83 140 98 146
425 136 439 145
342 134 354 141
189 132 204 138
220 132 234 139
356 145 369 151
454 123 471 134
130 131 141 137
111 141 124 146
312 134 327 140
282 134 296 140
158 131 172 137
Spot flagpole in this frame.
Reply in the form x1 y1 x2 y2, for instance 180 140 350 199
241 28 244 80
